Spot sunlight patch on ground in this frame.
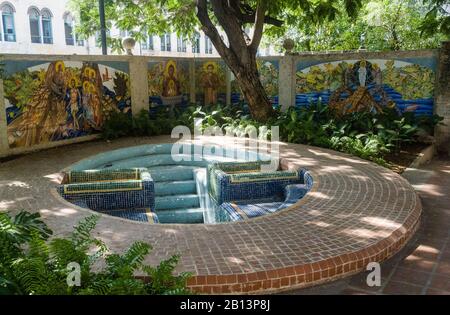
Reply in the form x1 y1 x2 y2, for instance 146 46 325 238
44 173 64 184
411 183 444 196
0 180 31 188
342 228 391 239
226 257 245 265
307 191 331 200
306 221 332 228
360 217 401 229
0 200 16 210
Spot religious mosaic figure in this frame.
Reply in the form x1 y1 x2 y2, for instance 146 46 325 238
7 61 69 147
68 77 81 130
160 60 183 110
162 61 181 97
200 62 220 106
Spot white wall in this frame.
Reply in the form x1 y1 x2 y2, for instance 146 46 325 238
0 0 222 57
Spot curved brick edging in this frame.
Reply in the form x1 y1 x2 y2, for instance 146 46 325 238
0 136 422 294
191 207 421 294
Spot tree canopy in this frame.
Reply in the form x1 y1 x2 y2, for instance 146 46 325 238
262 0 448 53
71 0 364 53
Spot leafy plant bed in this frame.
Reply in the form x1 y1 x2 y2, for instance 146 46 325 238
384 142 431 174
98 102 444 173
0 211 191 295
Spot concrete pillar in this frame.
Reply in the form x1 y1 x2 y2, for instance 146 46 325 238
0 79 8 154
129 57 149 115
435 41 450 154
226 67 231 106
189 59 196 104
279 55 296 111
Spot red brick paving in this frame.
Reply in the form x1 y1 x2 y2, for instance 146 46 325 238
0 136 424 294
287 154 449 295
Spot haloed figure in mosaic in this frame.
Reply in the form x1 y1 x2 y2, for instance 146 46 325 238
161 60 183 109
7 61 68 147
162 62 181 98
201 62 220 106
68 78 81 130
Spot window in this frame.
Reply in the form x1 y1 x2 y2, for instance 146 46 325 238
76 34 84 46
205 36 213 54
141 39 147 50
192 32 200 54
148 35 153 50
160 33 171 51
1 3 16 42
141 35 154 51
28 8 41 43
41 9 53 44
64 13 75 45
95 30 110 47
177 37 186 52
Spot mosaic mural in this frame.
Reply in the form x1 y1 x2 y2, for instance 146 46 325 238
231 59 279 107
4 60 131 148
195 61 227 106
296 58 436 116
148 59 190 110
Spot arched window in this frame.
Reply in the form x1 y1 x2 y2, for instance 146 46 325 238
28 7 41 43
63 12 74 45
41 9 53 44
1 2 16 42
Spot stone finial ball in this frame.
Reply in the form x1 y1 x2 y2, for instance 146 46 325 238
283 38 295 53
122 37 136 50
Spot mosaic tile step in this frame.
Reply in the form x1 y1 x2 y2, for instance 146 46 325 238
147 165 198 182
155 194 200 210
154 180 197 196
57 168 156 212
99 208 159 223
98 155 210 170
155 208 204 224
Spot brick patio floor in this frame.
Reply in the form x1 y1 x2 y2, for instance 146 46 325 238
286 154 450 295
0 136 424 294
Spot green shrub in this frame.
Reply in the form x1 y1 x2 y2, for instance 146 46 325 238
0 211 191 295
101 103 443 167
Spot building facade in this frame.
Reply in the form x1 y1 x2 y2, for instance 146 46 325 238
0 0 276 57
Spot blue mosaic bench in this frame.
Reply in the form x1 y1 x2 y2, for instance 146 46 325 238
217 173 313 222
207 161 308 205
58 168 157 223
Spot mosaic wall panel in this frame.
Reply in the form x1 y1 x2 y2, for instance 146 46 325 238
231 59 279 107
148 59 190 110
195 60 227 106
3 60 131 148
296 57 436 116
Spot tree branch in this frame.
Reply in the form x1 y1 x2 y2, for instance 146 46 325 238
211 0 248 50
250 0 267 51
196 0 239 65
238 2 283 27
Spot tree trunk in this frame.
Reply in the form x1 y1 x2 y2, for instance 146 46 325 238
231 63 274 121
196 0 275 122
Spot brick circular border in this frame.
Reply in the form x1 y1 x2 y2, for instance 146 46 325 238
0 136 422 294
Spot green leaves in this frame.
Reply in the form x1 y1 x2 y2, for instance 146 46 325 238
0 211 191 295
0 211 52 246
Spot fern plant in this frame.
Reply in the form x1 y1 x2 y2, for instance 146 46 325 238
0 211 191 295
